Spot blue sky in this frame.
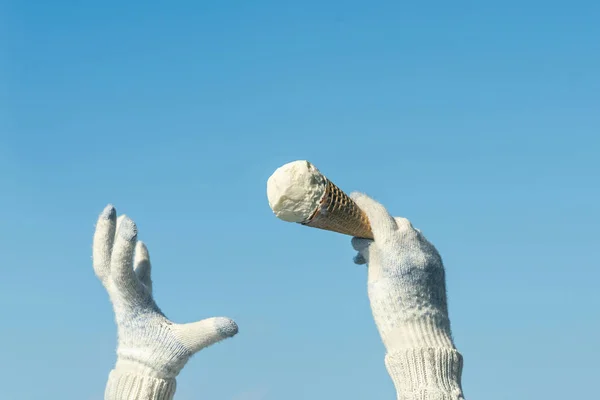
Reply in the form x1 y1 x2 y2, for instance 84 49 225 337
2 1 599 399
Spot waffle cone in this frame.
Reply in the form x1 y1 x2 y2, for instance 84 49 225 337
301 180 373 239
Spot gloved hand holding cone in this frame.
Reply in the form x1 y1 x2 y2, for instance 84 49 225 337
267 160 373 239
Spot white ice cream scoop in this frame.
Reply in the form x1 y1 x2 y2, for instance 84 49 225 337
267 160 327 223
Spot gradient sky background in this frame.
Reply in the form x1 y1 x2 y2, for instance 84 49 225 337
2 1 599 399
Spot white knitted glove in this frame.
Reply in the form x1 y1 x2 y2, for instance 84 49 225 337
93 205 238 400
351 193 465 400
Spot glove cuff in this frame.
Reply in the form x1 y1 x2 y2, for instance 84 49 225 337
380 315 455 350
385 348 464 400
105 369 176 400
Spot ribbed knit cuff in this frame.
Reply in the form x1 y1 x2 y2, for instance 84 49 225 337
385 348 464 400
380 316 454 350
105 369 177 400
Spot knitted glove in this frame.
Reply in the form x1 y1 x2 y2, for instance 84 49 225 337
351 193 465 400
93 205 238 400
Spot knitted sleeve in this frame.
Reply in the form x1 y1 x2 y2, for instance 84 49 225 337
104 370 176 400
385 348 464 400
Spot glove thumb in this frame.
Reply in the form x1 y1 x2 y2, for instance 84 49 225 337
172 317 238 354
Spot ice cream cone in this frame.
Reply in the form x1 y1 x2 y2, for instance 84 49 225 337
301 179 373 239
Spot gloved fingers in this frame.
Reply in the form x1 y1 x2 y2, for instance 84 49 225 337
110 215 144 299
351 237 372 264
350 192 398 242
393 216 413 230
92 204 117 285
172 317 239 354
134 241 153 294
351 237 372 252
393 217 420 238
353 254 367 265
115 215 127 240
